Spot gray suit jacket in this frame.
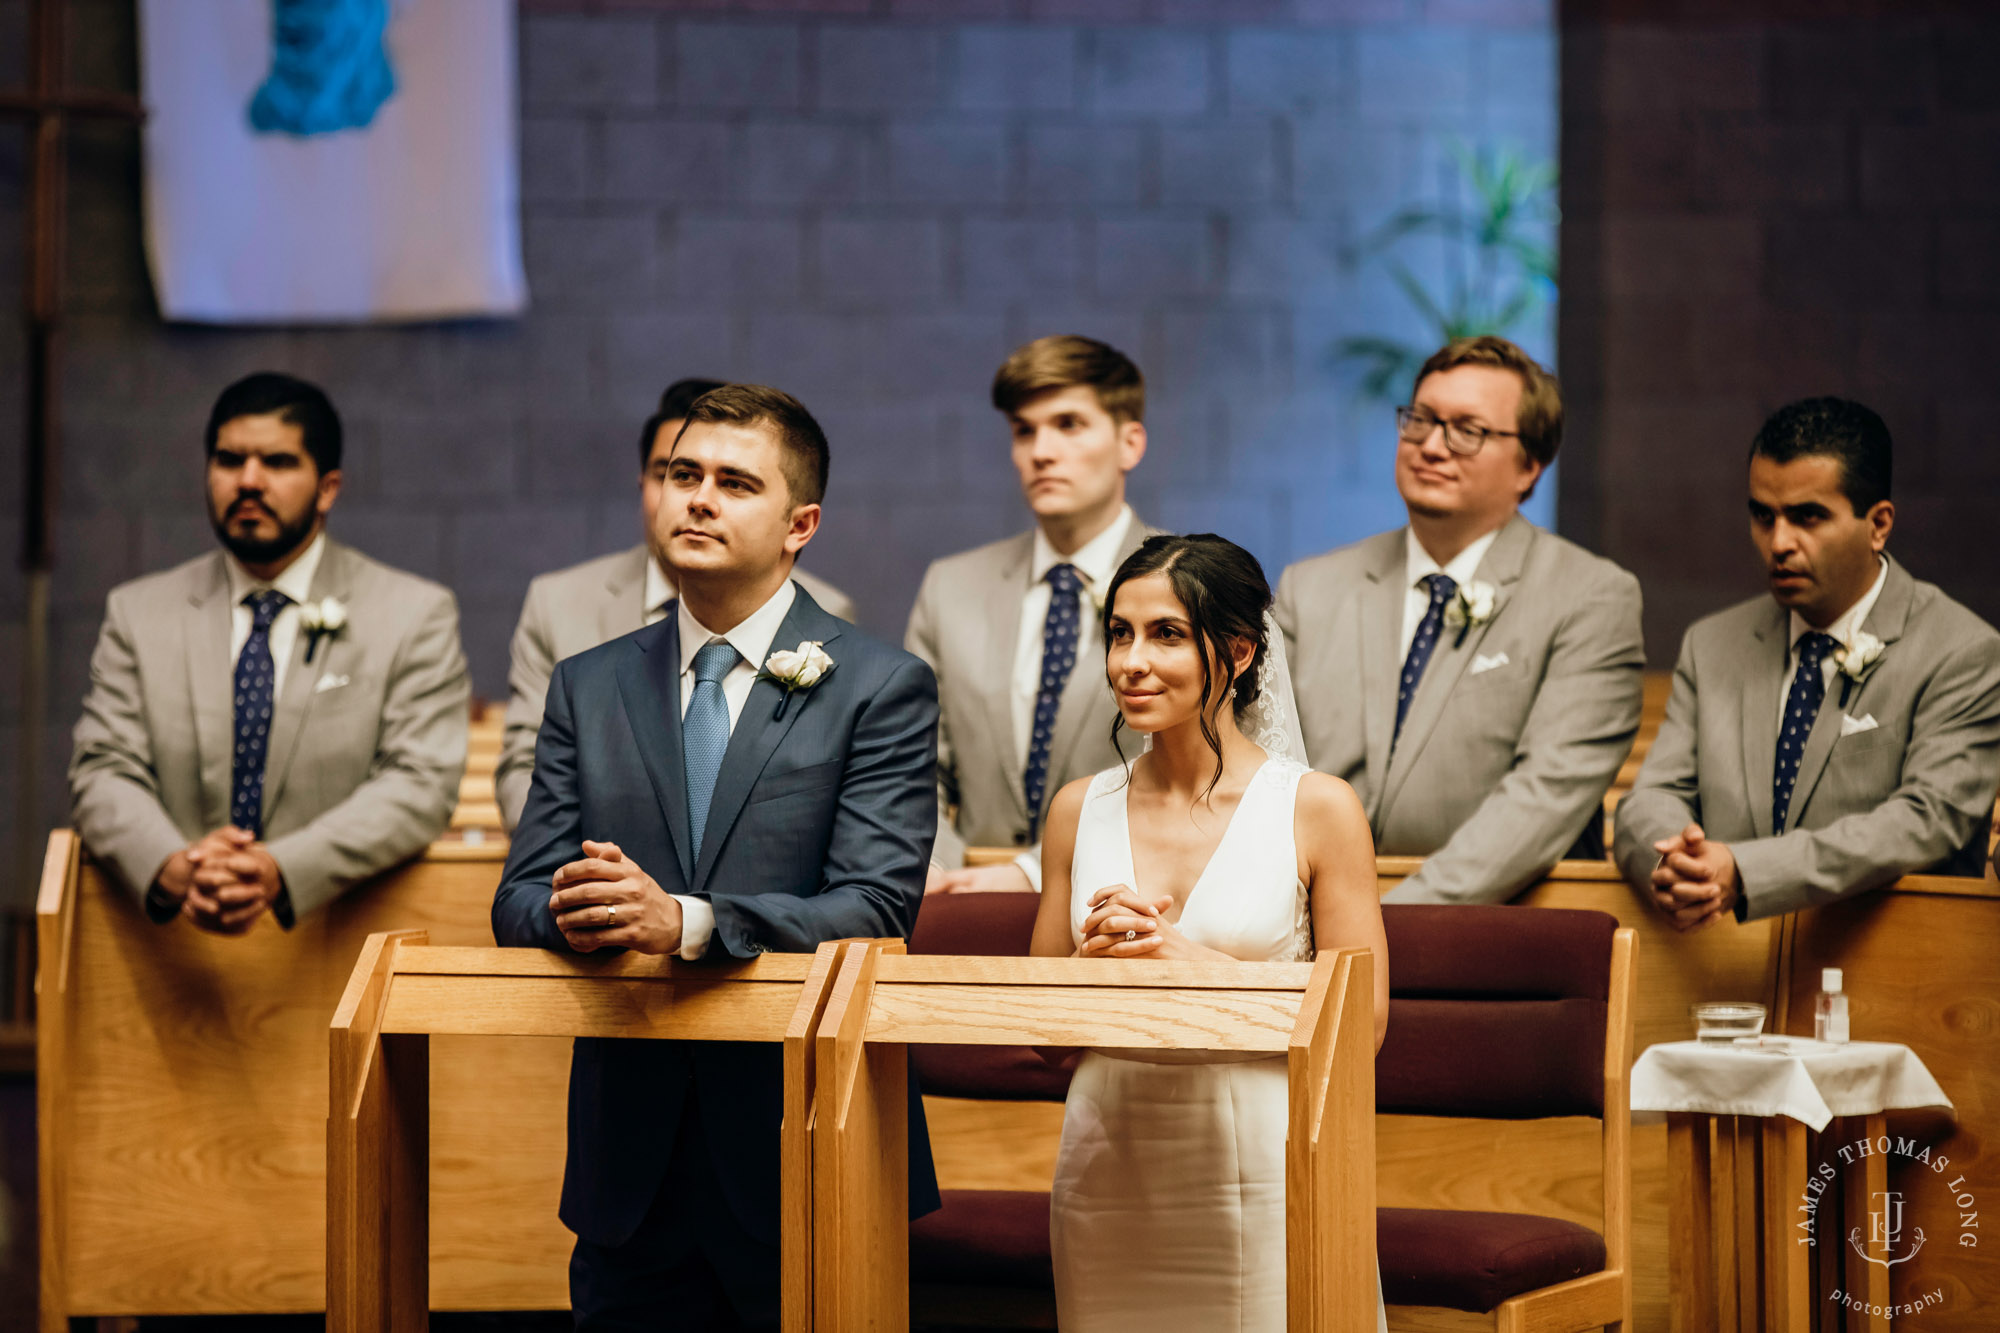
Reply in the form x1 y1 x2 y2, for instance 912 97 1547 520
1277 515 1645 904
905 518 1155 863
497 545 855 830
1614 557 2000 920
68 539 470 921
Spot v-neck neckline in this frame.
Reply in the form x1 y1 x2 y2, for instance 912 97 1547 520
1119 758 1273 927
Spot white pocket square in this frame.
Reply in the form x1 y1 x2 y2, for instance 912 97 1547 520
1469 651 1511 676
1840 713 1878 736
314 673 351 694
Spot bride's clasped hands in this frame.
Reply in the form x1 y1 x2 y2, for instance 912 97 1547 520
1075 883 1217 961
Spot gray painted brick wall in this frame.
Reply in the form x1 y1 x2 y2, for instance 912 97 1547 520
0 0 1554 892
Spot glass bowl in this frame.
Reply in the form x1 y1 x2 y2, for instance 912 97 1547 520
1691 1002 1767 1043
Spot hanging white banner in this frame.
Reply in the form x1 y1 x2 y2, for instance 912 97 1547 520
138 0 527 323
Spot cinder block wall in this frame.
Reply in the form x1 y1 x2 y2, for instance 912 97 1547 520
0 0 1554 887
1559 0 2000 664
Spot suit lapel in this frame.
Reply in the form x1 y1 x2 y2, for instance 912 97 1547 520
692 598 846 893
1381 517 1532 812
617 616 696 887
260 542 347 821
1356 536 1404 824
186 555 235 827
982 535 1034 825
605 545 651 640
1041 517 1148 800
1788 558 1914 828
1738 604 1790 839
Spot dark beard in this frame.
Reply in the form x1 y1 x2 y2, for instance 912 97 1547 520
212 503 317 567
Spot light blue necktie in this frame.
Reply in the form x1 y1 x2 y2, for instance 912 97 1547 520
230 590 290 835
1773 632 1836 832
683 640 740 861
1394 574 1456 745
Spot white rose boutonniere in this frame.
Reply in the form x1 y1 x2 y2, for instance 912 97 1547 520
1441 580 1498 648
297 596 349 664
1833 631 1885 707
760 640 836 718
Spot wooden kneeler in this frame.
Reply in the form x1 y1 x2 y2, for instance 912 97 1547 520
801 944 1379 1332
327 932 885 1333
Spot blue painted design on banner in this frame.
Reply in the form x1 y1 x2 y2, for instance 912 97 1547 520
249 0 396 137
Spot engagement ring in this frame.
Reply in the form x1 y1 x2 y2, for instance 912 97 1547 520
1124 929 1136 942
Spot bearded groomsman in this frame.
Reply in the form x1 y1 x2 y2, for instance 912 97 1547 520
908 335 1159 892
496 378 857 830
1277 336 1645 905
69 372 469 931
1617 398 2000 929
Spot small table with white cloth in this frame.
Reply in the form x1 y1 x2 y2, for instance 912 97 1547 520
1632 1038 1952 1333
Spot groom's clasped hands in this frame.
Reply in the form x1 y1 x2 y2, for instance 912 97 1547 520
548 838 684 954
1078 884 1197 960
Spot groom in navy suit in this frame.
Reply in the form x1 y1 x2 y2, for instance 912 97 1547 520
493 383 940 1329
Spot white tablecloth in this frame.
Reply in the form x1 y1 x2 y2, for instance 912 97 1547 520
1630 1039 1952 1132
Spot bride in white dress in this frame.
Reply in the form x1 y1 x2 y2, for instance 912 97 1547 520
1029 533 1390 1333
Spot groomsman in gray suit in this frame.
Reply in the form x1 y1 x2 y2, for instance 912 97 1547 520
69 372 470 930
1277 337 1645 905
496 378 858 830
1616 398 2000 928
907 336 1157 892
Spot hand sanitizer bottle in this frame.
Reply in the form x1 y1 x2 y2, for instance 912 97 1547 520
1815 968 1849 1044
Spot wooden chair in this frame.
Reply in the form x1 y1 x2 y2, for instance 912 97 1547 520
800 941 1380 1331
327 930 866 1333
905 890 1069 1329
1374 904 1637 1333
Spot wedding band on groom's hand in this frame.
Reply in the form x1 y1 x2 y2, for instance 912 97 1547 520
606 905 617 927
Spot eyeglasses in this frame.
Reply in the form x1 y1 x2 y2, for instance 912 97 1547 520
1395 405 1519 458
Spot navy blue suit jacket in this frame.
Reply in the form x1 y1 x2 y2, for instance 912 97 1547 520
492 585 942 1248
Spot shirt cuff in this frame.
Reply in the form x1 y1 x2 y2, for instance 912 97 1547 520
672 895 716 960
1013 846 1044 894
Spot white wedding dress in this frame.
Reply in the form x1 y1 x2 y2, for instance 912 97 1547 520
1051 753 1388 1332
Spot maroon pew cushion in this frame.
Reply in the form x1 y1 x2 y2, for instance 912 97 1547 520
909 891 1075 1101
1378 1207 1607 1313
910 1188 1054 1290
1376 905 1618 1119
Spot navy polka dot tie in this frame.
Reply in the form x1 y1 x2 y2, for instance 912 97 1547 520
683 640 739 861
1773 632 1836 832
230 589 289 836
1023 563 1084 839
1394 574 1457 745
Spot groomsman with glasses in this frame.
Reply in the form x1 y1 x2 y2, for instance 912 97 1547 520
495 377 858 830
1616 398 2000 928
68 372 470 931
1277 336 1645 905
908 335 1160 893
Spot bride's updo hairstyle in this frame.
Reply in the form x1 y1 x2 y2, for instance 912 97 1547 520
1102 533 1273 793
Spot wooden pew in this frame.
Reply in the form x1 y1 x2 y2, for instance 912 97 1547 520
806 942 1380 1330
328 932 859 1333
937 856 1779 1333
1783 874 2000 1322
35 831 574 1328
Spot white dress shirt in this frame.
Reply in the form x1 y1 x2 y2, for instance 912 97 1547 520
1400 525 1502 662
224 531 328 691
665 578 799 960
1777 557 1888 727
642 555 674 626
1003 506 1134 892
